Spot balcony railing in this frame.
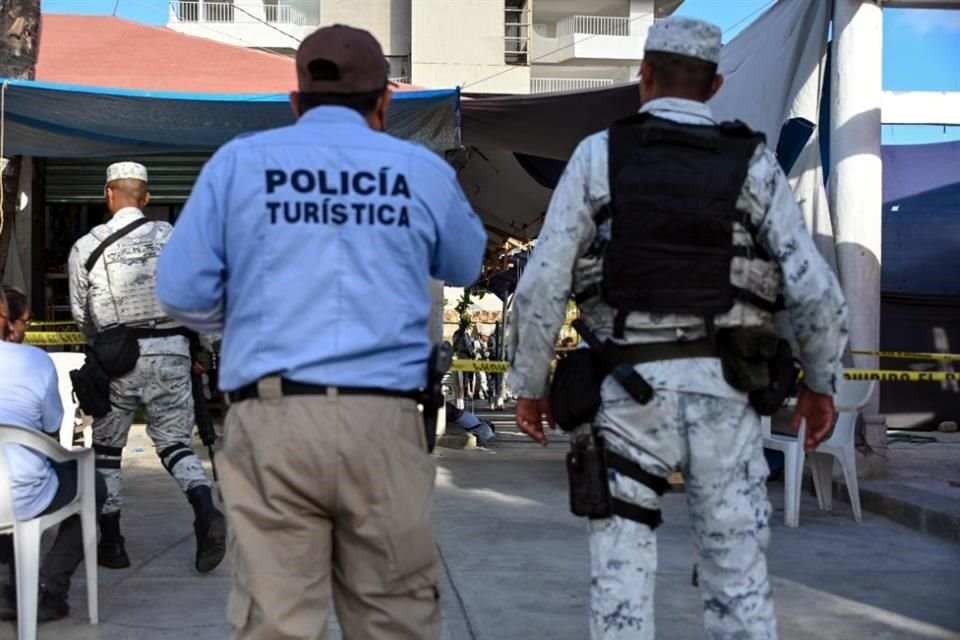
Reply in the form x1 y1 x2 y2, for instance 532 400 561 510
389 76 411 85
264 4 304 24
169 1 306 26
556 15 631 37
530 77 615 94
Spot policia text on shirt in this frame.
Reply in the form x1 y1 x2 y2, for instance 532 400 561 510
265 168 413 227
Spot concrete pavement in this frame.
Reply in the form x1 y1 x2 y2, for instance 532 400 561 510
3 420 959 639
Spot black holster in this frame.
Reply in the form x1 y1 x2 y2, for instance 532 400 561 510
566 428 613 518
420 342 453 453
70 354 112 419
566 427 667 529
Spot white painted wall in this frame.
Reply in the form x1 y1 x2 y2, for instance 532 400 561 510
532 14 650 63
412 0 530 93
321 0 411 57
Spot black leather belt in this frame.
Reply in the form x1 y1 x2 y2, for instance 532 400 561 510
227 379 421 404
617 339 719 364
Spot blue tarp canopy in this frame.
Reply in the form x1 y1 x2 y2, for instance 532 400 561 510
0 79 459 157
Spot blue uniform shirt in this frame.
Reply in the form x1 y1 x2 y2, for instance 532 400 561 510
156 106 485 392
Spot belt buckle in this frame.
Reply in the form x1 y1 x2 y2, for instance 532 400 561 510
256 376 284 402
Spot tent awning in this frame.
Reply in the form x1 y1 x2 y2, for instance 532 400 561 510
0 79 460 157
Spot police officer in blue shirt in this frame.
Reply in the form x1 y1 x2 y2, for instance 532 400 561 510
156 25 485 640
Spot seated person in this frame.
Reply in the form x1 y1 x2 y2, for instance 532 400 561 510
0 289 106 622
1 287 29 344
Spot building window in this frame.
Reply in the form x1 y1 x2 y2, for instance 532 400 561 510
505 0 529 65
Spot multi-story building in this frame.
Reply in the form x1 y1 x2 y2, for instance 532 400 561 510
167 0 682 93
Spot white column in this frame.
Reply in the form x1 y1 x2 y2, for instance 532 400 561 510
830 0 885 474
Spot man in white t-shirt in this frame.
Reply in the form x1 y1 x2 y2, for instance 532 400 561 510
0 288 106 622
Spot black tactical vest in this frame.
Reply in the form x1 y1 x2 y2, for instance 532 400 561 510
601 113 770 331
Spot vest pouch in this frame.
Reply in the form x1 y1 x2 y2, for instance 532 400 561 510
715 326 779 393
550 349 604 432
93 326 141 378
748 338 801 416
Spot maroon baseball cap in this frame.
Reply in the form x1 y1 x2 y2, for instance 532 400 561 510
296 24 392 94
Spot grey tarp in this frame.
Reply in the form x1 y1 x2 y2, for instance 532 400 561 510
457 0 831 240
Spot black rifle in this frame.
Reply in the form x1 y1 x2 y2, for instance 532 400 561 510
192 372 218 481
420 342 453 453
572 319 654 405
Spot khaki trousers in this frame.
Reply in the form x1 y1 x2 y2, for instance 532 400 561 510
219 388 441 640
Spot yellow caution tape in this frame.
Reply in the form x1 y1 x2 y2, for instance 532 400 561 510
27 320 78 329
841 369 959 382
850 349 960 363
15 341 958 382
24 331 87 346
451 360 510 373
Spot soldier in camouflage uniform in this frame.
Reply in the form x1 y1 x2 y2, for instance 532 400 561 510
508 17 848 640
68 162 226 574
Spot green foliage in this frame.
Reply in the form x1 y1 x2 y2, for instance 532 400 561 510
454 287 491 328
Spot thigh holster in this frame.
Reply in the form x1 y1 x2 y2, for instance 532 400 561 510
566 434 669 530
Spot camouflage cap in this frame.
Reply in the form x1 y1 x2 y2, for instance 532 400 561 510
105 161 148 187
644 16 722 65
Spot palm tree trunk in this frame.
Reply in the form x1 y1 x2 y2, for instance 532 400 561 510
0 0 41 282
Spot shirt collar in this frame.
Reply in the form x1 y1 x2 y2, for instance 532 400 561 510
639 97 716 124
298 106 369 128
110 207 145 227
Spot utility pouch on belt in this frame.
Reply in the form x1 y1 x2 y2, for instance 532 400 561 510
748 338 800 416
551 349 605 432
70 354 112 418
92 326 141 378
421 341 453 453
715 326 798 415
550 319 655 432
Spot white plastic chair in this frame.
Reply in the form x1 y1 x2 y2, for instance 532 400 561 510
0 424 99 639
47 352 90 449
761 412 806 528
809 380 876 523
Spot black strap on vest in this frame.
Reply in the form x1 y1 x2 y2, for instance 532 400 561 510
85 217 151 272
604 449 669 529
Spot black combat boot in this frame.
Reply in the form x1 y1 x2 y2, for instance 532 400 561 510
187 486 226 573
37 587 69 623
98 512 131 569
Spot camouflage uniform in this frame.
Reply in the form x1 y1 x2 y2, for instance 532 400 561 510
68 206 212 515
508 95 848 639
